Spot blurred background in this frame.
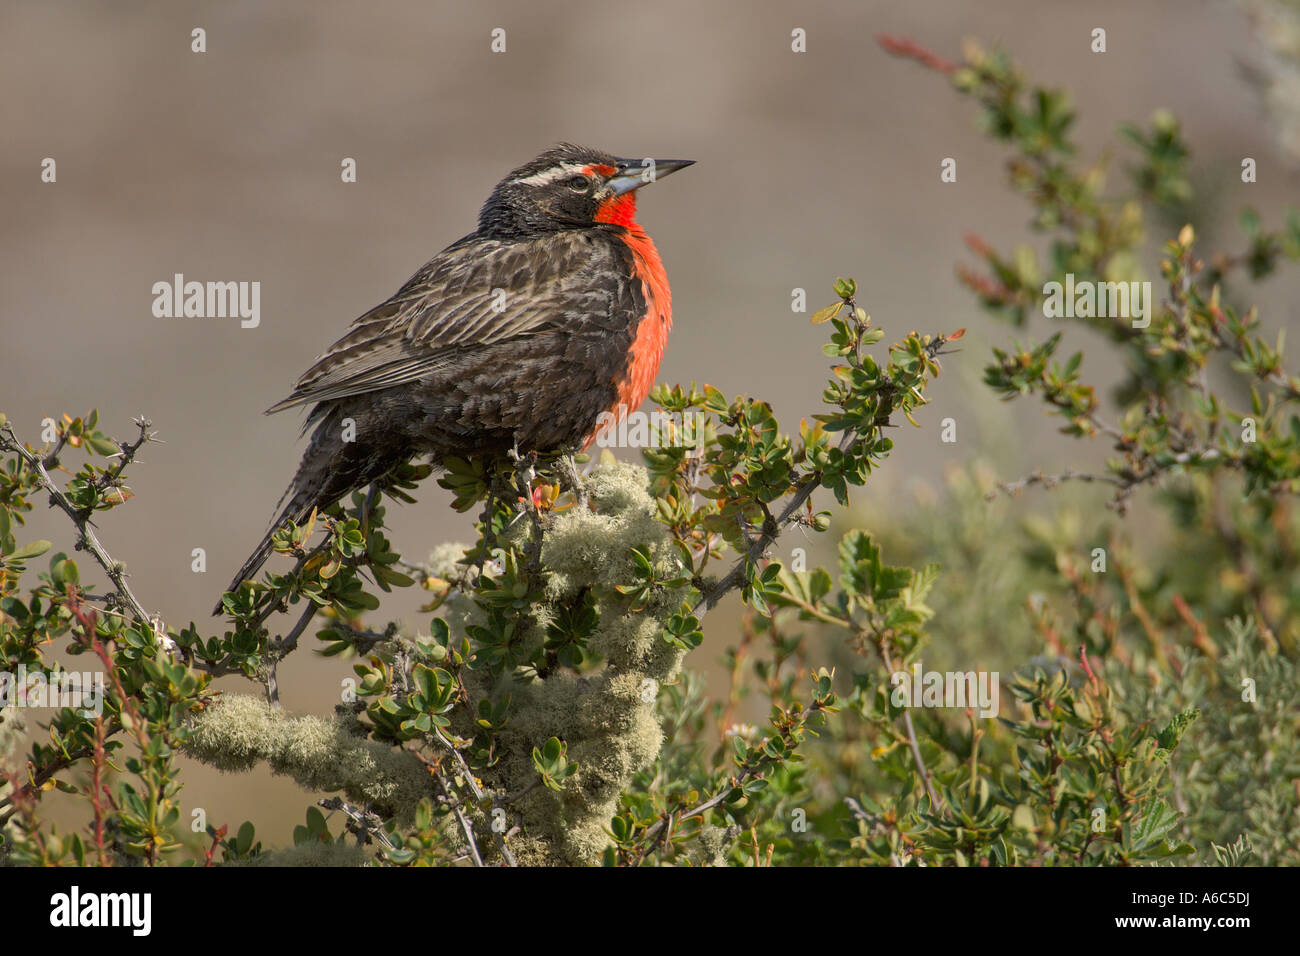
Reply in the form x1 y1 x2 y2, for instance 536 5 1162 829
3 0 1297 843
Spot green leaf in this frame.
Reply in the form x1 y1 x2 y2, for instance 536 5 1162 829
810 303 842 325
235 821 255 855
8 540 51 561
1127 799 1182 853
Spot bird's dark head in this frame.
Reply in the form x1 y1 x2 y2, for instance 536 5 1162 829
478 144 694 238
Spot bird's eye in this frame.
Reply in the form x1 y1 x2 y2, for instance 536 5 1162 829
565 175 589 191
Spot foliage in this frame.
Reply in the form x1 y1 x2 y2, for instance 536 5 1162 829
1 38 1297 866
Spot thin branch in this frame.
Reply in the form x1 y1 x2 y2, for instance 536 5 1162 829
0 725 120 824
433 772 483 867
900 710 940 810
690 334 955 620
638 701 830 856
103 416 162 484
266 603 318 706
987 467 1123 499
318 796 398 852
431 726 517 867
278 602 319 658
250 536 333 629
0 421 157 633
692 472 823 617
874 639 942 811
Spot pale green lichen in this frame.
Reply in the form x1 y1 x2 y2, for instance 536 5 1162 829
471 462 691 864
536 461 671 602
424 541 471 580
184 695 430 826
0 708 23 764
186 463 693 866
0 709 24 841
687 825 732 867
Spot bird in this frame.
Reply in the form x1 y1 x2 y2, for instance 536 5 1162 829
216 144 693 612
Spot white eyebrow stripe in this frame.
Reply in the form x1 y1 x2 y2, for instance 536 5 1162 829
511 162 589 186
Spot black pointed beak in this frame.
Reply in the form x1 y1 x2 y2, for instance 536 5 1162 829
608 157 695 195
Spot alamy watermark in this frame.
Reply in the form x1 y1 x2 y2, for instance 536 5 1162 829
0 665 105 717
890 661 1000 719
592 406 706 449
152 273 260 328
1043 273 1152 328
49 886 151 936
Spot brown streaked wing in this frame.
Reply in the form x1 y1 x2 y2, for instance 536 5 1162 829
264 234 597 415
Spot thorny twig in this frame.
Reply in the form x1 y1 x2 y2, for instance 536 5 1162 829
319 796 398 852
692 334 956 619
431 726 518 867
0 418 160 637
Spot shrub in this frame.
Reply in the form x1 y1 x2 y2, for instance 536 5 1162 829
2 37 1296 866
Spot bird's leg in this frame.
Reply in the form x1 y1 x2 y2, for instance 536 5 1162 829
469 472 508 586
507 443 545 571
361 482 382 535
560 448 589 510
506 442 530 512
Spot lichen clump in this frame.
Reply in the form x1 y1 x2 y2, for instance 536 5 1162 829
184 462 690 865
184 695 430 826
457 461 692 864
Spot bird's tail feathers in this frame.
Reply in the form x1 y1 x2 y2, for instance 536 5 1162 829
212 485 316 615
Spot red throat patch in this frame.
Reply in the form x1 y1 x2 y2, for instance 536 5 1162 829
594 192 638 228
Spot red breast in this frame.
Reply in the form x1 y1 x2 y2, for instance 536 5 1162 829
582 192 672 449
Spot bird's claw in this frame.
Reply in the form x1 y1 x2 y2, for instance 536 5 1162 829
561 451 589 509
